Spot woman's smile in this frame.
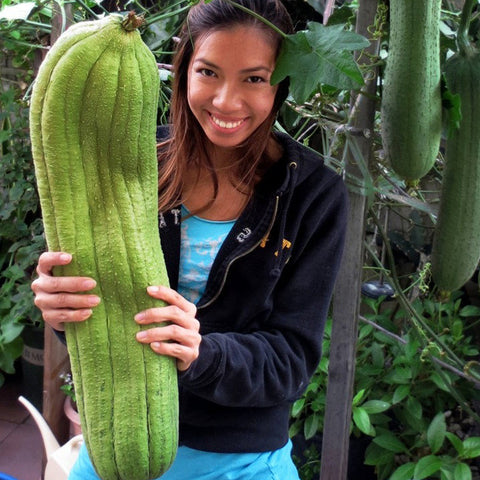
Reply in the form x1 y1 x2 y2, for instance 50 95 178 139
208 113 246 131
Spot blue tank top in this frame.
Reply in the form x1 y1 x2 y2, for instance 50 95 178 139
178 205 235 304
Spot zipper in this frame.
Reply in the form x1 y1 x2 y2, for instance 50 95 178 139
198 195 280 310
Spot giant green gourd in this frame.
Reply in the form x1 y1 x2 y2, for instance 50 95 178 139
381 0 442 183
431 1 480 293
29 13 178 480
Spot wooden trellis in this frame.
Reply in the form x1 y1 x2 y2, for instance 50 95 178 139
320 1 379 478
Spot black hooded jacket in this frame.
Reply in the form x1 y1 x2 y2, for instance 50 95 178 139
157 126 348 453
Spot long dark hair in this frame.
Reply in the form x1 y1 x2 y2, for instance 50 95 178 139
157 0 294 212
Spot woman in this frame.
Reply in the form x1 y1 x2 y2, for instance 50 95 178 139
32 1 348 478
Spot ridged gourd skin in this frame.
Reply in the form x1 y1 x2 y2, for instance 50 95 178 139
431 50 480 292
29 14 178 480
381 0 442 183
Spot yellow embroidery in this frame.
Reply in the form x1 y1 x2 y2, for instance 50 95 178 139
274 239 292 256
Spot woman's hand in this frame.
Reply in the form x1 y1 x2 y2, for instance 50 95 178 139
31 252 100 331
134 286 201 372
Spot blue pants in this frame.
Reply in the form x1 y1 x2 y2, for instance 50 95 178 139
69 440 300 480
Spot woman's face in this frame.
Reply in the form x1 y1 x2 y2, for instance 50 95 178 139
187 25 278 156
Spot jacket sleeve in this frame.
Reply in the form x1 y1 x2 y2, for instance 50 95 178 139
178 173 348 407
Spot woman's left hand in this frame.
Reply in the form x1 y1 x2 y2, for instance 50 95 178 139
134 285 201 371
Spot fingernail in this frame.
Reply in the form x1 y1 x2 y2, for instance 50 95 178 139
88 295 100 306
83 280 96 290
147 286 160 294
134 312 145 322
60 253 72 263
136 331 147 340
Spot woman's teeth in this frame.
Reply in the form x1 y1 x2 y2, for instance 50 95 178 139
211 115 243 129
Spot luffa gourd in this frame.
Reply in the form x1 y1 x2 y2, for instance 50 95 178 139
30 12 178 480
431 0 480 292
381 0 442 183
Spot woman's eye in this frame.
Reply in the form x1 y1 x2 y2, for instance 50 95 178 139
199 68 216 77
247 76 266 84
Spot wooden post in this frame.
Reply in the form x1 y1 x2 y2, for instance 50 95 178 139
41 2 74 446
42 329 70 442
319 1 379 478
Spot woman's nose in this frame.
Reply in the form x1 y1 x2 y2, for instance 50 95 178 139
212 82 242 112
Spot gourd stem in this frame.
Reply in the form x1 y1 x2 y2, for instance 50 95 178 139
457 0 477 57
121 11 145 32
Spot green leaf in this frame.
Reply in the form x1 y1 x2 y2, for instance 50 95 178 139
318 356 328 373
288 419 301 438
384 366 412 385
288 420 303 438
453 463 472 480
2 263 24 282
430 372 451 393
463 346 479 356
446 432 464 455
450 319 463 340
0 336 23 373
352 388 366 406
461 437 480 459
459 305 480 317
306 0 323 14
406 396 422 420
364 442 395 466
440 466 455 480
413 455 442 480
272 22 369 103
427 412 446 454
352 406 374 436
390 463 416 480
291 397 305 417
304 413 319 440
306 378 321 394
393 385 410 404
404 339 419 359
0 319 24 343
373 432 407 453
362 400 391 414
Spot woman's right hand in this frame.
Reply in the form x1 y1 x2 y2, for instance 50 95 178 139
31 252 101 331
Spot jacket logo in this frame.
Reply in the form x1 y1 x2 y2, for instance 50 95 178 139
158 213 167 228
237 227 252 243
260 236 292 256
171 208 181 224
159 208 182 229
274 239 292 257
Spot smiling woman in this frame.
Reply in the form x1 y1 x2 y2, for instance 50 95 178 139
181 25 281 220
157 0 294 220
31 1 349 479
